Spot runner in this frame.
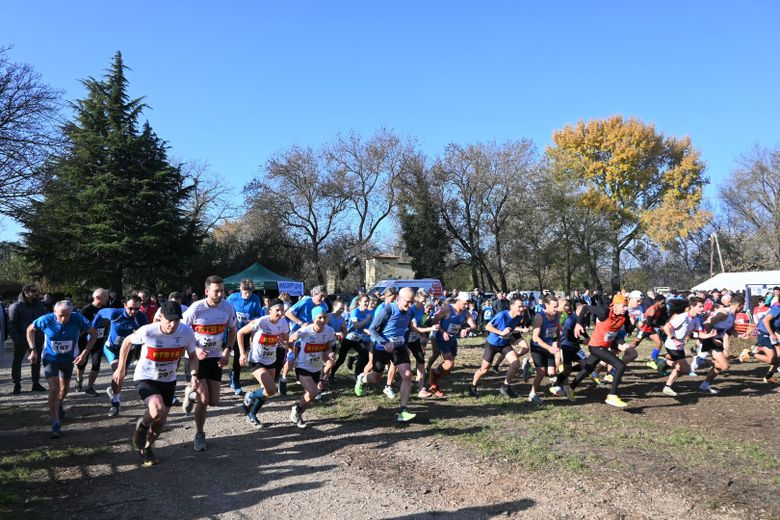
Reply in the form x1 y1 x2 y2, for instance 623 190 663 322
282 285 328 396
288 307 335 428
428 292 477 397
660 297 714 396
237 298 289 428
407 289 439 398
639 294 670 370
27 300 97 438
75 288 109 396
699 296 743 393
113 301 198 466
470 298 528 398
754 299 780 383
323 297 348 389
550 298 590 401
329 294 372 383
355 287 431 422
567 294 637 408
226 279 262 396
94 295 149 416
181 275 238 451
528 295 561 404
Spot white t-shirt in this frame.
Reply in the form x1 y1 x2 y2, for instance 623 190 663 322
182 299 237 358
664 313 693 350
130 322 197 382
249 316 289 364
294 324 335 373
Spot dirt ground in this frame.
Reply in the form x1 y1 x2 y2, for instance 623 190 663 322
0 338 778 520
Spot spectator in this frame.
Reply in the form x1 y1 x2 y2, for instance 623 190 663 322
9 284 46 394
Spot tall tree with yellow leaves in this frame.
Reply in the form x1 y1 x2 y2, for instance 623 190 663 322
548 116 708 292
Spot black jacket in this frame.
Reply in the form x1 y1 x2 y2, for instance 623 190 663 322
8 293 45 348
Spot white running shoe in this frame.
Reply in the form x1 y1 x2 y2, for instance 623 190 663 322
383 385 397 399
662 385 678 397
700 381 719 394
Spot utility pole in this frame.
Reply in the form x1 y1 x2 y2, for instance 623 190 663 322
710 233 725 276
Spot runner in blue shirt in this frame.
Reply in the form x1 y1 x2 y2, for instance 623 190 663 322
755 302 780 383
470 298 528 398
328 294 373 384
226 279 262 396
428 292 477 397
28 300 97 439
94 295 148 417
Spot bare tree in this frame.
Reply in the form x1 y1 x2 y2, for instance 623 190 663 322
0 46 63 218
181 159 237 234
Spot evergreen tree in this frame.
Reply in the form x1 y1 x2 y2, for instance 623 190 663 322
22 52 197 291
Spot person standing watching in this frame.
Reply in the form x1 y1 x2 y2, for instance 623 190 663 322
9 284 46 394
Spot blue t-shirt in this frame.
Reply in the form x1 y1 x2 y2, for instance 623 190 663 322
369 302 413 351
328 313 345 333
34 312 92 363
435 304 469 342
486 310 522 347
560 314 584 349
227 292 262 328
93 308 148 348
348 307 373 341
288 296 329 332
757 304 780 334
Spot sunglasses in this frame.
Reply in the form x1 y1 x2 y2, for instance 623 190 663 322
126 307 141 311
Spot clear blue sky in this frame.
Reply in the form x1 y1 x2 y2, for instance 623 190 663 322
2 1 779 240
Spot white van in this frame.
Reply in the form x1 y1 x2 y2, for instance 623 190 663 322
369 279 444 298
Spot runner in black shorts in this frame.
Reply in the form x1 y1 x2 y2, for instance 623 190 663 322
699 296 742 394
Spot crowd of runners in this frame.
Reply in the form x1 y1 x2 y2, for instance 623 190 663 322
4 277 780 467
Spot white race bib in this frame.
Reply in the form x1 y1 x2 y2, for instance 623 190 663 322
51 340 73 354
447 323 461 335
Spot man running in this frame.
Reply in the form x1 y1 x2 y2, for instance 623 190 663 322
470 298 528 398
661 297 714 396
93 295 148 417
288 307 335 428
75 288 109 396
407 289 438 398
329 294 373 383
754 299 780 383
182 275 238 451
27 301 97 438
529 295 561 404
355 287 431 422
699 296 742 394
428 292 476 397
237 299 289 428
226 279 262 396
639 294 670 370
282 285 328 395
550 298 590 400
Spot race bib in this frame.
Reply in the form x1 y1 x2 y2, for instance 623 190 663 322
447 323 461 335
96 329 105 339
389 336 405 347
306 353 321 365
201 338 220 352
545 327 558 338
155 367 174 380
259 346 276 361
236 312 248 324
51 340 73 354
346 332 361 342
576 349 587 360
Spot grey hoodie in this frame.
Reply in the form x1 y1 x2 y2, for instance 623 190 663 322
8 292 45 347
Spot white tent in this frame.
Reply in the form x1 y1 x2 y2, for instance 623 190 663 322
690 271 780 292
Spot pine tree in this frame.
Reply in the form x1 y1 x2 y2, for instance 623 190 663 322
22 52 197 291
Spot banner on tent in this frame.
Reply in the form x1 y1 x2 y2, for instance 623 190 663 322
278 281 304 296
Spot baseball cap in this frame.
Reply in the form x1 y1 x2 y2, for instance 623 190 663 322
628 290 643 300
612 294 627 305
160 300 183 320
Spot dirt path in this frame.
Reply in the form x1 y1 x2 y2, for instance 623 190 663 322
1 341 778 520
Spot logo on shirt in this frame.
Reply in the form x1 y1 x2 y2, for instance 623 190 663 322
303 343 327 353
257 334 280 345
193 324 226 335
146 347 185 361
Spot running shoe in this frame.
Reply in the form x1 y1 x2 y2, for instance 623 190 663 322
528 393 542 405
75 380 83 392
84 386 98 397
279 379 287 396
491 364 501 374
605 394 628 408
193 432 207 451
106 386 114 401
417 388 433 398
142 447 159 466
246 414 263 429
133 418 149 451
182 390 196 415
50 422 61 439
662 386 678 397
738 348 751 363
590 373 601 385
31 383 46 392
396 410 417 423
431 386 446 398
499 384 518 398
234 386 245 397
428 370 439 389
12 383 21 395
700 381 719 394
290 405 306 429
646 360 659 370
562 385 575 402
468 385 478 397
108 403 119 417
763 376 778 384
242 393 252 415
354 374 366 397
383 385 397 399
603 374 614 384
549 386 564 397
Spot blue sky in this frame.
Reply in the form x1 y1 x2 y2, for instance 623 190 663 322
2 1 779 240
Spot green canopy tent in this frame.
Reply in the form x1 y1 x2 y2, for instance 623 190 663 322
223 262 304 296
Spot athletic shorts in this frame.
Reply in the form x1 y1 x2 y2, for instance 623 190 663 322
664 347 687 361
756 333 776 349
561 347 586 365
249 361 276 371
482 343 513 364
103 343 125 365
530 344 556 368
700 337 724 352
294 367 321 384
197 357 222 382
408 340 425 365
372 348 411 373
137 379 177 407
43 360 74 380
437 337 458 357
77 346 102 369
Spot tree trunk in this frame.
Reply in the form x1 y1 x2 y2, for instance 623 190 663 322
495 238 508 293
470 261 480 291
611 240 621 293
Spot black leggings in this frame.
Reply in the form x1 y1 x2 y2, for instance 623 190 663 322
331 338 368 376
231 343 242 384
571 347 626 395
